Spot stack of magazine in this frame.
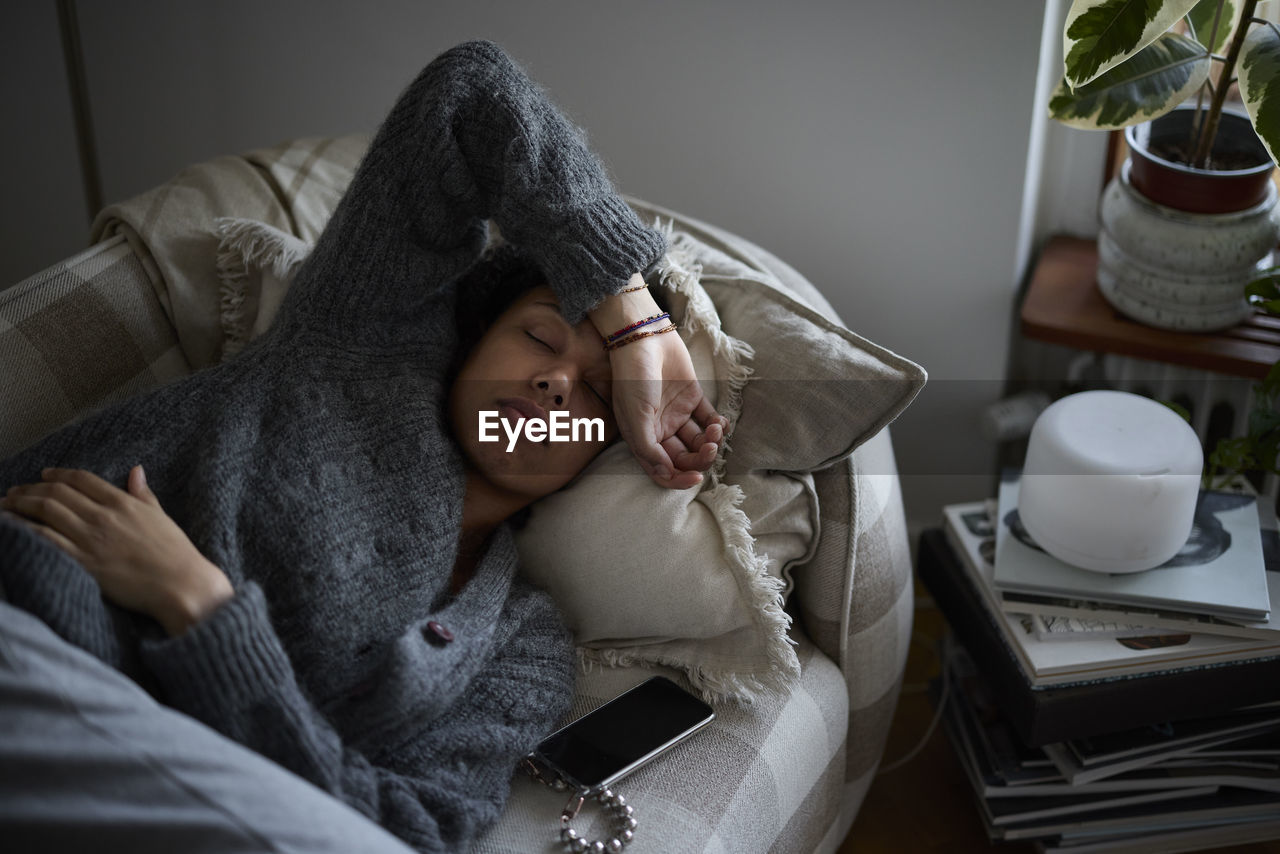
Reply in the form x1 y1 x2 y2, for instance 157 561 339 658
937 472 1280 849
942 472 1280 688
937 639 1280 851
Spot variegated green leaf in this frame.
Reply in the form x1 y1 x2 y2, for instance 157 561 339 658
1051 32 1210 128
1246 272 1280 314
1064 0 1201 88
1239 23 1280 166
1186 0 1238 54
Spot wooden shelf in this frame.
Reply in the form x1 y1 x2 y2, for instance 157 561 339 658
1020 236 1280 380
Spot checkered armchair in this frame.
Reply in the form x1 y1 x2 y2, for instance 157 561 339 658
0 139 915 853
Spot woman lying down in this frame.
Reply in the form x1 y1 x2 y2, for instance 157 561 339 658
0 40 725 853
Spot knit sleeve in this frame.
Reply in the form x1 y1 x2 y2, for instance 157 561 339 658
137 581 575 854
0 517 132 670
282 39 665 333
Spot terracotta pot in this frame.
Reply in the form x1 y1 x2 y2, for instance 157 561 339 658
1097 107 1280 331
1126 108 1274 214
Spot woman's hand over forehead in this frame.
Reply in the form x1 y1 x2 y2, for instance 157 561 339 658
590 275 728 490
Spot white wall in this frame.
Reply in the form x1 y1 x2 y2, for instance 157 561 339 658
4 0 1050 533
1 3 90 287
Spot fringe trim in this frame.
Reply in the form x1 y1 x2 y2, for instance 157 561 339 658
213 217 311 361
579 481 800 706
650 219 754 483
577 220 798 705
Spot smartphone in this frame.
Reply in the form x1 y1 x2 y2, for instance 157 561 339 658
532 676 715 792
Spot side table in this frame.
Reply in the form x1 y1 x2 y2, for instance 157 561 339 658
1021 236 1280 380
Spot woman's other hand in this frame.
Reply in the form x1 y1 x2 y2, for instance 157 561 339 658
1 466 232 636
590 274 729 489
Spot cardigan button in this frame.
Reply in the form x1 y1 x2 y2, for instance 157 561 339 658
425 620 454 644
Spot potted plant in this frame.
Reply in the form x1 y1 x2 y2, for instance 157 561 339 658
1201 268 1280 488
1049 0 1280 331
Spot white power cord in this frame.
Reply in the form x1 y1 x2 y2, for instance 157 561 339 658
875 631 951 776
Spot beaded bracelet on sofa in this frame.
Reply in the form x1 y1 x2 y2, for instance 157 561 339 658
559 787 636 853
522 757 637 852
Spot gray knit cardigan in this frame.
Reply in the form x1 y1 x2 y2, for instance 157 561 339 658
0 40 666 853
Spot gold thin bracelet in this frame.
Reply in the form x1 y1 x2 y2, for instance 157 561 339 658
603 323 679 351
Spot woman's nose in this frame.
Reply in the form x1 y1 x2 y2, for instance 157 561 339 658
535 376 569 409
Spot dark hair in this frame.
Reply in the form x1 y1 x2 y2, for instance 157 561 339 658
447 245 659 523
451 243 548 365
447 245 549 531
452 244 671 353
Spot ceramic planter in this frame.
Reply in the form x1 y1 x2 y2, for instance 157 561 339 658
1096 107 1280 332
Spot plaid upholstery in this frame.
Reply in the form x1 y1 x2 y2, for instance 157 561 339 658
0 137 916 852
0 235 190 458
472 634 849 854
659 207 917 830
88 135 369 372
791 432 914 840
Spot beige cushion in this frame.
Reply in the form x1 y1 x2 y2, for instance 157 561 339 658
88 135 370 369
629 201 927 476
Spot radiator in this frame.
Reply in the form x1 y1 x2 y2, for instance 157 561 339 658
1093 353 1275 498
996 345 1275 496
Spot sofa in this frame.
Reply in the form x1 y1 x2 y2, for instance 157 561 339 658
0 135 924 853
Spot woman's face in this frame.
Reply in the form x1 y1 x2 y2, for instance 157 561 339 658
449 286 619 501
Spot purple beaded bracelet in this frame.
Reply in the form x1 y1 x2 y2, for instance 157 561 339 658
605 313 669 344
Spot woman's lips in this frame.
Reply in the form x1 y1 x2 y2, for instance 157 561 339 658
497 397 549 423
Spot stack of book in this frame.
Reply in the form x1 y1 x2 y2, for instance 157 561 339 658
944 473 1280 695
923 472 1280 850
937 640 1280 851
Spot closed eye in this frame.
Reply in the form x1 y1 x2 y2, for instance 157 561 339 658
525 331 554 351
585 382 610 409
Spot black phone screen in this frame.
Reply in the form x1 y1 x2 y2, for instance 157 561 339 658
536 676 715 789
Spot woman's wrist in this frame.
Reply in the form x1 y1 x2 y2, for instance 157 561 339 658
588 274 670 340
158 560 235 637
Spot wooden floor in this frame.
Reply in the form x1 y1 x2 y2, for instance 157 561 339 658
837 582 1280 854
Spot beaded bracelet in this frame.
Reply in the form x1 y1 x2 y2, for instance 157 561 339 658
559 787 636 853
522 757 637 852
605 313 669 344
602 323 679 352
618 282 647 294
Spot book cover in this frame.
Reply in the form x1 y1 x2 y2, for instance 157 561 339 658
1044 819 1280 854
1044 731 1280 786
993 473 1271 621
1004 589 1280 643
1030 612 1160 642
1010 793 1280 848
1066 703 1280 768
1000 498 1280 643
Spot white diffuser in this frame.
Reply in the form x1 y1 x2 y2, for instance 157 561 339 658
1018 390 1203 574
